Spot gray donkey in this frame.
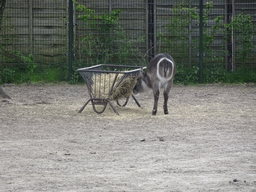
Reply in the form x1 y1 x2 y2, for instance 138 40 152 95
133 53 177 115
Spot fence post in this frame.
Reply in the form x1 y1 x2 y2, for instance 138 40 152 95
147 0 155 61
28 0 33 54
199 0 204 83
68 0 74 82
109 0 112 12
189 0 192 66
226 0 234 71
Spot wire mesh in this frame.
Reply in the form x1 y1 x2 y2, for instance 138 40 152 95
0 0 255 84
0 0 67 83
74 0 147 67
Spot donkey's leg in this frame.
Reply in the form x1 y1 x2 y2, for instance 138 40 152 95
163 91 169 114
163 81 173 114
152 88 160 115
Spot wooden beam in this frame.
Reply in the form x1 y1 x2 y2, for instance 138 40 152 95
226 0 234 71
29 0 33 54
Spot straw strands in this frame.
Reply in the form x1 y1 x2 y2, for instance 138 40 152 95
91 73 137 100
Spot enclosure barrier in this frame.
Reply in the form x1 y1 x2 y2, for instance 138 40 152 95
0 0 255 84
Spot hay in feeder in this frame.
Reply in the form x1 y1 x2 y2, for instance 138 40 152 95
91 73 119 99
109 76 138 101
91 73 137 100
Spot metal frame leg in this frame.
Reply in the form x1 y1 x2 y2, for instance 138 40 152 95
78 99 91 113
131 94 141 107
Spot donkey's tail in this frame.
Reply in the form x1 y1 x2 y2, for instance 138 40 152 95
156 57 175 82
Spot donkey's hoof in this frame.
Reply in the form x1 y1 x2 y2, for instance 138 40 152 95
164 110 169 115
152 110 157 115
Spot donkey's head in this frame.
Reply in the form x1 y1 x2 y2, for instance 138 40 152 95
133 71 151 95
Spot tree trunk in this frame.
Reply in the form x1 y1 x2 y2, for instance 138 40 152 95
0 0 11 99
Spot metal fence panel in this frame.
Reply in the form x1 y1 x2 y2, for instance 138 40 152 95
1 0 67 64
0 0 255 84
73 0 147 67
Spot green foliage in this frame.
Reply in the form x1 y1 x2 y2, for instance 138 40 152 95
0 63 66 84
1 67 15 83
0 13 16 64
174 64 256 85
75 3 139 66
158 3 195 64
78 7 122 64
159 1 255 84
159 1 224 65
203 64 226 83
175 65 199 85
201 3 224 64
13 52 37 73
70 2 144 84
224 66 256 83
225 14 254 65
1 1 255 85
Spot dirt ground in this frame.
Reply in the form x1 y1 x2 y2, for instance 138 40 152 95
0 83 256 192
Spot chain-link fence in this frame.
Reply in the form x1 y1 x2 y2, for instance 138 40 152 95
1 0 255 84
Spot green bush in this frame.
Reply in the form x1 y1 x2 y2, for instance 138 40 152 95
203 64 226 83
1 67 15 83
224 67 256 83
0 64 66 84
175 65 199 85
159 1 255 84
75 3 143 66
174 64 256 85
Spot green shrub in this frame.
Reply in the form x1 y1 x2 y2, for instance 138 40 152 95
175 65 199 85
174 64 256 85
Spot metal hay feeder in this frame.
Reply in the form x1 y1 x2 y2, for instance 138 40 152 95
77 64 143 115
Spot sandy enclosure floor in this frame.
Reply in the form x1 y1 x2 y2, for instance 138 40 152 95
0 83 256 192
